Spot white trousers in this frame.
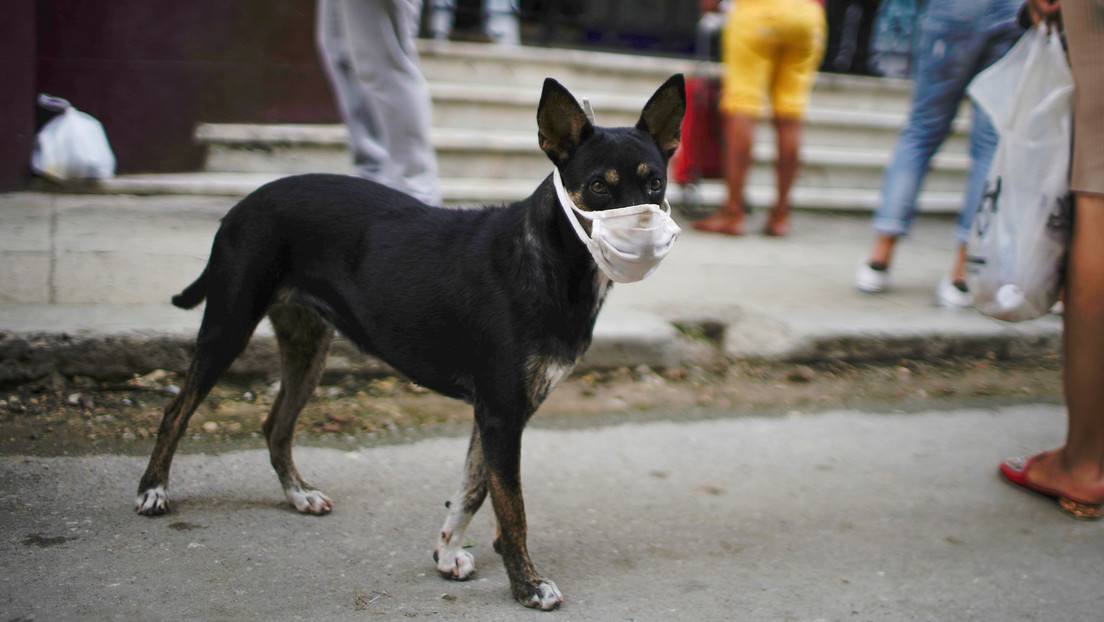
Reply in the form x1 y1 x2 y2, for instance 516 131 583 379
317 0 441 204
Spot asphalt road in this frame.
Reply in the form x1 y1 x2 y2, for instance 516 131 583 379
2 403 1101 621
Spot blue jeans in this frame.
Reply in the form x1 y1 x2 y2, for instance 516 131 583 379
872 0 1024 243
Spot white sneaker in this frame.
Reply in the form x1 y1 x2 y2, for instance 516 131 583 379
854 261 890 293
935 277 973 308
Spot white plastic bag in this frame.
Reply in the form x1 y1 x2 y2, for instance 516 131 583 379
30 94 116 182
964 26 1074 322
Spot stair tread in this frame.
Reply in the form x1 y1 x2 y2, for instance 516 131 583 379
46 172 964 214
56 42 957 216
195 106 968 146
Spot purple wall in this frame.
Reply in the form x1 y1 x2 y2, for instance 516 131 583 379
1 1 38 189
28 0 338 179
3 0 700 189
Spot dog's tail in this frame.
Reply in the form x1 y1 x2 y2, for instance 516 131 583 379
171 268 208 309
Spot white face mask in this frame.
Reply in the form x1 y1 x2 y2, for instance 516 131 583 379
553 168 681 283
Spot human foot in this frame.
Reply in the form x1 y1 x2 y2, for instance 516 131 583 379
763 207 790 237
999 452 1104 520
692 207 746 236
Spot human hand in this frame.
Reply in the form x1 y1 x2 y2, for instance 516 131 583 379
1027 0 1061 31
700 0 722 14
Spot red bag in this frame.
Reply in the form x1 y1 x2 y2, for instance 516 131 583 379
670 76 724 186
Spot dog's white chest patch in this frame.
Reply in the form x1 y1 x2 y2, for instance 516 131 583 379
544 362 572 391
526 356 575 408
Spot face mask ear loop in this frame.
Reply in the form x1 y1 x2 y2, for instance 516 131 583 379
553 168 597 245
581 98 596 125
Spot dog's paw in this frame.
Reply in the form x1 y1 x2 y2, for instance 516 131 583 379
518 579 563 611
135 486 170 516
285 487 333 515
434 546 477 581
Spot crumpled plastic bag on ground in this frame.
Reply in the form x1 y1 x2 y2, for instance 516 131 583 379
30 94 116 182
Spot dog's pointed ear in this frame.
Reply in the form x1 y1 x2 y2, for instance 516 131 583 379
537 78 594 166
635 74 686 161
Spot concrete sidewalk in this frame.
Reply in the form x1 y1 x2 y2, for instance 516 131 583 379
0 190 1062 384
2 404 1101 620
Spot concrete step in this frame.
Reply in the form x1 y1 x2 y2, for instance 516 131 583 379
670 180 965 214
46 171 966 216
195 38 971 202
428 81 960 150
429 82 651 130
196 124 972 197
416 40 920 115
46 43 975 218
426 77 961 140
50 172 535 205
199 100 968 169
417 39 699 99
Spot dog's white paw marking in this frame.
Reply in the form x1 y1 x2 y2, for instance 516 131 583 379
285 487 333 515
135 486 169 515
435 544 477 581
527 580 563 610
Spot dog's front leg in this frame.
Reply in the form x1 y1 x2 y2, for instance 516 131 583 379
480 417 563 610
434 427 487 580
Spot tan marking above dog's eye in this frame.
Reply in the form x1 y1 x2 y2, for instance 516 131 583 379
637 163 651 178
604 170 620 185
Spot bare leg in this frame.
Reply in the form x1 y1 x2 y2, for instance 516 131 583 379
692 112 756 236
868 234 898 267
1022 194 1104 505
765 117 803 236
265 303 335 515
950 244 968 284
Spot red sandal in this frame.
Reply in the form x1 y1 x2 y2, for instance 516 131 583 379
999 454 1103 521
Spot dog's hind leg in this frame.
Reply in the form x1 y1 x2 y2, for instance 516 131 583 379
434 427 488 580
264 303 335 514
136 308 264 515
135 359 218 515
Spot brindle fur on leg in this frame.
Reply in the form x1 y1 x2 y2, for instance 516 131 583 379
435 427 489 580
134 375 208 515
486 469 562 609
478 408 563 610
265 302 336 514
136 322 258 516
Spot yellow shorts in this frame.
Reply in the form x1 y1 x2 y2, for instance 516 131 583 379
719 0 827 120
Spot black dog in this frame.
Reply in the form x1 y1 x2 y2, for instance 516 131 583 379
135 74 685 610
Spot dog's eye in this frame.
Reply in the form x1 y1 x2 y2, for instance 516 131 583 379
649 178 664 192
590 180 607 194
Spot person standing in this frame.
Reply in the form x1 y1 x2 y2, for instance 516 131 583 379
853 0 1025 307
317 0 442 205
998 0 1104 521
823 0 881 75
692 0 827 237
